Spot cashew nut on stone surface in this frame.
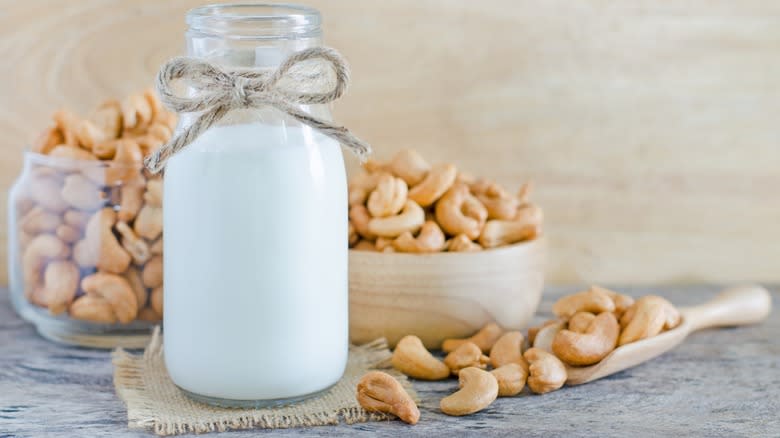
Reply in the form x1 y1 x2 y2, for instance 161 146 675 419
446 234 482 252
524 348 567 394
552 312 619 366
434 184 487 240
367 174 408 218
440 367 499 416
367 200 425 238
356 371 420 425
489 331 528 369
619 295 680 346
442 322 504 354
552 287 615 319
444 342 490 375
69 295 117 324
567 312 596 333
41 260 80 315
391 335 450 381
392 220 446 253
348 204 376 241
408 163 457 207
491 363 528 397
81 272 138 323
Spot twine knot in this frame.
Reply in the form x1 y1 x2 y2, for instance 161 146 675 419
143 47 371 173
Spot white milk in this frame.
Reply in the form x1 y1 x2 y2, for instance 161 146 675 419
163 121 348 402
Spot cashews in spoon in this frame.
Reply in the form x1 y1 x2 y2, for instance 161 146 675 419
619 295 681 346
552 286 616 319
552 312 620 366
440 367 499 416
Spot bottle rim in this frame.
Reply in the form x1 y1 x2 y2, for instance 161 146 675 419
186 3 322 40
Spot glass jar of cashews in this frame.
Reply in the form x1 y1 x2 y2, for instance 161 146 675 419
159 4 349 407
8 88 172 348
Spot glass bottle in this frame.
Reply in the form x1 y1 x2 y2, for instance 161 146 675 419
162 4 349 407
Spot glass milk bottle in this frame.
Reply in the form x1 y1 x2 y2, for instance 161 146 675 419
163 4 348 406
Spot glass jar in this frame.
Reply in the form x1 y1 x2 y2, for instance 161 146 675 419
8 152 161 348
162 4 349 407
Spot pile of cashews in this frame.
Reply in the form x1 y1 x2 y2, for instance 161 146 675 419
356 285 680 424
348 149 542 253
14 89 173 324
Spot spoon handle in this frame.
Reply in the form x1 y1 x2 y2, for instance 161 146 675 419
681 285 772 332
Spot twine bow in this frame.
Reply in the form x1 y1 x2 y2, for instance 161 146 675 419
143 47 371 173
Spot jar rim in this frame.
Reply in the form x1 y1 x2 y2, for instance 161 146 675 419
23 150 142 171
187 3 322 40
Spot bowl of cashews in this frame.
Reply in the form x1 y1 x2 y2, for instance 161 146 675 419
348 149 546 349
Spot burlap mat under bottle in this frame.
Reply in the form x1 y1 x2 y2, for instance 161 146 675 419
112 328 416 435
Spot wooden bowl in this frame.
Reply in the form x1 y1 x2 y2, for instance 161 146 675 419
349 237 546 349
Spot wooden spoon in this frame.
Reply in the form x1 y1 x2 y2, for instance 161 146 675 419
565 285 772 385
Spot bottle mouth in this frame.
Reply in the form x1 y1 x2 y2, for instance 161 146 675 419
187 3 322 40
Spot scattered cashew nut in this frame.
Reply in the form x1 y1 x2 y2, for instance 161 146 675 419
491 363 528 397
489 331 527 369
524 348 567 394
440 367 498 416
444 342 490 375
356 371 420 425
391 335 450 381
442 322 503 354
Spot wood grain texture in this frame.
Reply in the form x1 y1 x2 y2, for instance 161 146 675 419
1 0 779 285
349 239 545 348
2 286 778 437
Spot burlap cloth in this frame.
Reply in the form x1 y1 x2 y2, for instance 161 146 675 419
112 329 416 435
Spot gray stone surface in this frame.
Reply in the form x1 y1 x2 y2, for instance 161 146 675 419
0 285 778 437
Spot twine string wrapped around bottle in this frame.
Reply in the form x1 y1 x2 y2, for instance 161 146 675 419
143 47 371 173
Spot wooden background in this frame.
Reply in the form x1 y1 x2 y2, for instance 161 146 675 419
1 0 778 285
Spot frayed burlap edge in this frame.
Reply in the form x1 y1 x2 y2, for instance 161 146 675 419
112 328 416 436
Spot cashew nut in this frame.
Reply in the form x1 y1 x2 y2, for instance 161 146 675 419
75 119 108 151
367 200 425 238
22 234 70 300
517 181 533 204
531 320 565 353
29 174 69 213
591 285 635 318
352 240 376 251
69 295 117 324
64 210 91 229
446 234 482 252
392 220 446 253
442 322 503 354
48 145 97 161
142 255 163 288
123 266 147 309
408 163 457 207
41 260 80 315
478 204 543 248
375 237 395 252
362 158 389 174
149 237 163 255
489 331 527 369
471 180 518 220
52 110 80 146
73 208 131 273
527 319 560 345
118 182 145 223
61 174 106 210
348 222 359 247
116 221 151 265
391 335 450 381
349 204 376 240
121 93 154 130
150 286 163 315
367 174 408 218
552 312 619 366
31 126 63 154
137 307 162 323
552 287 615 319
88 98 122 139
20 207 60 234
389 149 430 186
435 184 487 240
443 342 490 375
440 367 498 416
524 348 567 394
143 179 163 207
81 272 138 323
134 204 162 241
491 363 528 397
567 312 596 333
619 295 680 346
356 371 420 425
55 224 82 244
